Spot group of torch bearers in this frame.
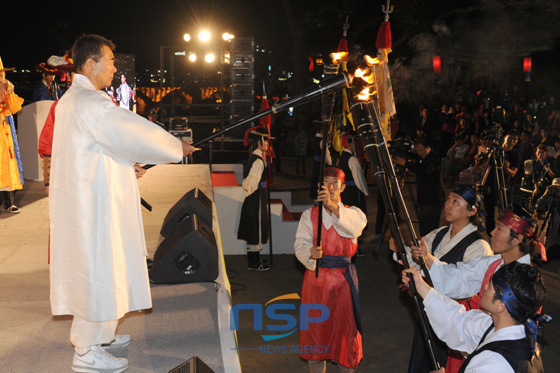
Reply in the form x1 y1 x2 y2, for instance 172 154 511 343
234 42 550 372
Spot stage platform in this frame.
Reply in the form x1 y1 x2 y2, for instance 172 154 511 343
0 164 240 373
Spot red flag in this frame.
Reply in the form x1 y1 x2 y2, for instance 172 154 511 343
376 21 392 50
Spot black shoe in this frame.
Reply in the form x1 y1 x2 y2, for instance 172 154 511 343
248 260 270 271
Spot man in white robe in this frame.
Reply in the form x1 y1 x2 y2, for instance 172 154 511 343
49 34 195 373
402 261 547 372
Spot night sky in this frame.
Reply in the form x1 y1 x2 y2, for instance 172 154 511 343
4 1 560 105
3 1 290 71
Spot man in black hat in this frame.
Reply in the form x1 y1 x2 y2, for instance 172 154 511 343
237 128 272 271
33 63 64 102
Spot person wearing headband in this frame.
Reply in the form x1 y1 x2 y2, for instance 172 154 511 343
390 185 492 373
294 166 367 372
415 204 544 311
237 128 272 271
402 261 547 372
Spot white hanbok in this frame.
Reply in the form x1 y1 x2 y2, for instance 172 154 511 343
49 74 183 321
423 288 525 372
428 253 532 299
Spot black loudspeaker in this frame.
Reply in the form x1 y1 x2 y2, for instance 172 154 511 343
160 188 212 238
169 356 215 373
150 214 218 284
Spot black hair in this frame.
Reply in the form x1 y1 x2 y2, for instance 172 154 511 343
72 34 115 72
507 204 538 257
413 135 430 148
493 262 547 324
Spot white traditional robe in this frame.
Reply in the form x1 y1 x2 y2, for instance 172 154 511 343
428 253 532 300
49 74 183 321
423 288 523 372
393 223 493 272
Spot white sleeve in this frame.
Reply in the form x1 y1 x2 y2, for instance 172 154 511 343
242 158 264 196
294 209 316 271
423 289 493 354
348 156 369 196
89 95 183 164
462 239 493 262
332 205 367 238
428 255 500 299
463 352 514 373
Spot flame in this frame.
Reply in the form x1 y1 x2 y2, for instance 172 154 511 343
365 55 381 66
357 88 377 101
330 51 348 64
354 68 375 84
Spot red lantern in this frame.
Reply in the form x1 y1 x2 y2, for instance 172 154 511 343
523 57 532 82
523 57 532 73
433 56 441 74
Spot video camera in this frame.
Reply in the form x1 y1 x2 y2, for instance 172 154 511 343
388 137 414 160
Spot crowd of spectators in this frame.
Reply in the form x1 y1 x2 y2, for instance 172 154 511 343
389 97 554 228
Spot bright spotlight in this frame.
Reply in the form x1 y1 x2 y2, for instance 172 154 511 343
205 53 215 63
199 30 211 42
183 33 191 42
223 32 234 41
188 53 197 62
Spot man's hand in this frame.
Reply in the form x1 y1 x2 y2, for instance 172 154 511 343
394 156 406 166
389 236 398 252
410 237 434 268
181 140 197 156
134 164 147 179
310 245 323 260
402 267 431 299
317 185 339 216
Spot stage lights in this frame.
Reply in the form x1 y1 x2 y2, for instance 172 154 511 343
199 30 211 42
181 30 234 64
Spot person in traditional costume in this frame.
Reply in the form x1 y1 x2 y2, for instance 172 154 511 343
33 63 64 102
294 166 367 372
237 128 272 271
37 53 75 195
49 34 195 373
337 134 368 221
0 57 24 213
402 261 547 373
390 185 493 373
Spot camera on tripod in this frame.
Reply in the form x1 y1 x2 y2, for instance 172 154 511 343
388 137 414 160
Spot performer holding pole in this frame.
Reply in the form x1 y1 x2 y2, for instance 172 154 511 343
295 166 367 372
237 128 273 271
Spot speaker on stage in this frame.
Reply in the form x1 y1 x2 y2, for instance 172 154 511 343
160 187 213 238
150 214 218 284
169 356 214 373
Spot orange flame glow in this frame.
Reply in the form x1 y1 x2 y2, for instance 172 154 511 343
364 55 381 66
357 88 377 101
354 68 375 84
330 51 349 64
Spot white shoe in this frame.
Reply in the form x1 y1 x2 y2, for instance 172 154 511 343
72 345 128 373
102 335 131 349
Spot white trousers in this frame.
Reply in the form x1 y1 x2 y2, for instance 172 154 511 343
70 316 118 354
